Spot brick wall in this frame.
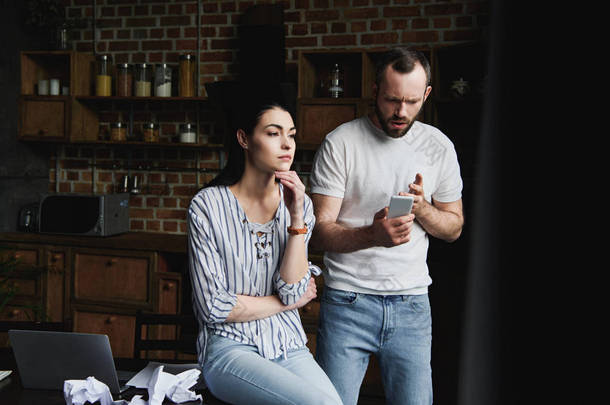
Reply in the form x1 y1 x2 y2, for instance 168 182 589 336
53 0 488 235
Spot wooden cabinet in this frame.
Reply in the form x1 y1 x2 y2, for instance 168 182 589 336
18 51 98 142
0 233 184 358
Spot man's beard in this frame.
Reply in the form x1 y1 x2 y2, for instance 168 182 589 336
374 102 420 139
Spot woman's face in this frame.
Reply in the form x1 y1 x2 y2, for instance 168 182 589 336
241 107 296 173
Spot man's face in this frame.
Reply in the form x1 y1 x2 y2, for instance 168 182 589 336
372 64 432 138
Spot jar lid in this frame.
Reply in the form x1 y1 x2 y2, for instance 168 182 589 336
143 122 159 129
97 54 111 61
179 54 194 60
179 123 196 131
156 63 170 68
116 63 131 68
110 122 126 128
135 63 150 68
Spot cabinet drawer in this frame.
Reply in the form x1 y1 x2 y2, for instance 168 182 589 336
19 97 68 139
297 102 359 146
73 251 152 306
157 274 180 314
73 310 135 358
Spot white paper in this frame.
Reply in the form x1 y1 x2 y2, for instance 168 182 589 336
64 365 202 405
63 376 115 405
126 362 205 390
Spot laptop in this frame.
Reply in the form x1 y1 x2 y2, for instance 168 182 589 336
8 329 122 394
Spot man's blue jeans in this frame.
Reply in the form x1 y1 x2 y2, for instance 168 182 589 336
315 286 433 405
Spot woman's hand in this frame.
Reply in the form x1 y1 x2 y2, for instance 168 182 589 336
275 170 305 225
287 277 317 310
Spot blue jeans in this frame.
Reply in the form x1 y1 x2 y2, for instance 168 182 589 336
203 334 343 405
315 287 433 405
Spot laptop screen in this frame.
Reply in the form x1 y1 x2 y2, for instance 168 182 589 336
8 330 121 394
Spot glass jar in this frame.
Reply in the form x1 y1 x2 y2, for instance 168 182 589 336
179 123 197 143
96 55 112 96
110 122 127 141
142 122 159 142
116 63 133 97
154 64 172 97
179 54 195 97
134 63 152 97
328 63 344 98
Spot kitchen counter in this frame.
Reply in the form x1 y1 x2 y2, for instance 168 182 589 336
0 232 188 254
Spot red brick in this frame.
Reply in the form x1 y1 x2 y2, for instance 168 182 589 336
156 209 187 220
285 11 301 23
163 221 178 232
201 51 233 62
118 6 133 16
161 16 192 26
292 24 308 35
202 15 227 25
322 34 356 46
176 39 198 50
344 8 378 19
166 27 181 38
433 17 452 28
126 17 156 27
183 27 198 38
163 198 177 208
401 30 439 43
73 183 92 193
456 16 473 27
311 22 327 34
134 6 148 16
117 29 131 39
146 197 160 207
221 2 236 12
351 21 366 32
286 37 317 47
305 10 339 21
142 40 173 51
362 32 399 45
130 220 144 231
424 4 464 15
109 41 139 51
146 220 160 231
412 18 429 29
200 63 224 74
101 7 115 17
370 20 386 31
331 22 347 33
130 208 155 219
167 4 181 14
383 6 420 17
314 0 329 7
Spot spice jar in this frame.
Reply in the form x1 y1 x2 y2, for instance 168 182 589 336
116 63 133 97
142 122 159 142
179 123 197 143
135 63 152 97
179 54 195 97
96 55 112 96
154 64 172 97
110 122 127 141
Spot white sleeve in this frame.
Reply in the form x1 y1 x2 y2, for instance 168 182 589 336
309 136 346 198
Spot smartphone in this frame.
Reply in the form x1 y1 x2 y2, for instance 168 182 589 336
387 195 414 218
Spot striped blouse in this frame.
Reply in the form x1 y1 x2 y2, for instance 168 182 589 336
187 184 319 365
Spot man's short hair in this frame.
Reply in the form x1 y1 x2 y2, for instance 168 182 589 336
375 47 431 87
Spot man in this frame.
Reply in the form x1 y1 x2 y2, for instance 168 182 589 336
310 47 464 405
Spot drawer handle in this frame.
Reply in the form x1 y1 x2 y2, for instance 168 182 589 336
9 309 21 318
105 316 117 324
162 282 175 291
14 253 22 260
51 254 62 262
106 258 119 266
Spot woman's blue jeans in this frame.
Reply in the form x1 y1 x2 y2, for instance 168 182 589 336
203 333 343 405
315 286 433 405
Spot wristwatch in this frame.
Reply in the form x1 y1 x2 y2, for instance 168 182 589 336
287 225 308 235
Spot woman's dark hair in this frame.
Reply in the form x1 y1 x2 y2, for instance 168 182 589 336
204 99 290 188
375 47 431 87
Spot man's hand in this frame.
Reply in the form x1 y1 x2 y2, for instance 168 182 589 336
400 172 426 216
370 207 415 247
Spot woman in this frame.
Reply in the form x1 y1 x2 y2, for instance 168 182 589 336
187 100 343 405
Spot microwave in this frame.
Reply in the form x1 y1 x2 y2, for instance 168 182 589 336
38 193 130 236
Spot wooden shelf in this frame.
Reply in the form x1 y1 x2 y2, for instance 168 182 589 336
18 137 223 149
76 96 210 103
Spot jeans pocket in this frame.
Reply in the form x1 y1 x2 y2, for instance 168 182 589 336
321 286 358 305
408 294 431 313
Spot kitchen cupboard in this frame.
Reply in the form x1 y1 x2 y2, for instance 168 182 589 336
0 233 184 359
19 51 98 141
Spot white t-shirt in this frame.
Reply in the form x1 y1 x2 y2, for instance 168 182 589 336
309 116 463 295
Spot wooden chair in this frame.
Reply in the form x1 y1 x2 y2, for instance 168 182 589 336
133 311 198 360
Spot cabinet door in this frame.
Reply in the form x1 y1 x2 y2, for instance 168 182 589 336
19 97 69 140
297 101 359 147
45 248 68 322
72 250 153 308
73 310 135 358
